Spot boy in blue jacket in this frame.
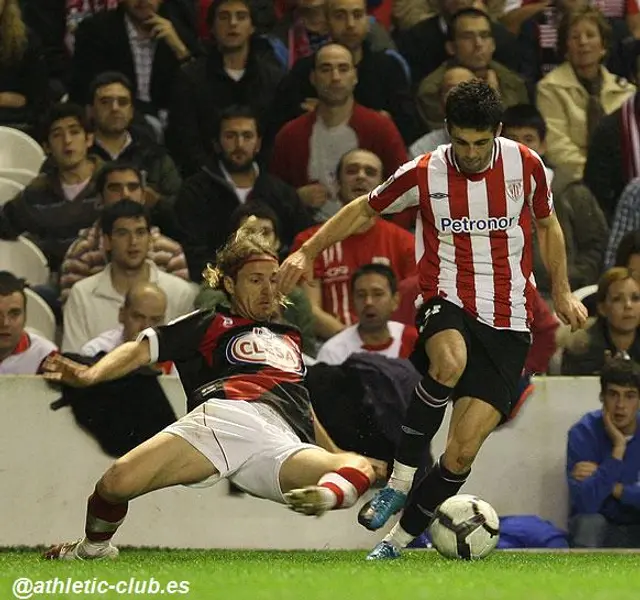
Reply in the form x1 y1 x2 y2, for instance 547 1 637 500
567 357 640 547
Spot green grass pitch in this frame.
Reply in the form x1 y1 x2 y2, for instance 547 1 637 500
1 549 639 600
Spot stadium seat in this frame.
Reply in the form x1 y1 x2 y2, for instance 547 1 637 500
0 177 24 206
0 236 50 286
0 126 46 172
24 289 56 342
573 284 598 316
0 168 38 187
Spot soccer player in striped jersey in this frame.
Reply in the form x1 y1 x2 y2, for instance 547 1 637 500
278 80 588 559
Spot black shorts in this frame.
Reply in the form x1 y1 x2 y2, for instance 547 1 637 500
410 297 531 418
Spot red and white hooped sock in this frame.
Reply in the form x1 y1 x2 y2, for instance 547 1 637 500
318 467 372 510
85 488 129 543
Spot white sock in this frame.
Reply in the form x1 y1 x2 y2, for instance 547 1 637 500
78 538 111 557
384 523 415 550
317 471 359 509
388 461 417 493
312 485 340 511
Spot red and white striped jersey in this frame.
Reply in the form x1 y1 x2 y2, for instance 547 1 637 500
291 219 416 326
368 138 553 332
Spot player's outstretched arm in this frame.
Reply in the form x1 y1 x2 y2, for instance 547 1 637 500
43 340 152 387
536 213 588 331
278 196 378 294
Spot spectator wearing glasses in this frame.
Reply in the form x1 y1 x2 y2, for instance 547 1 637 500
415 7 528 132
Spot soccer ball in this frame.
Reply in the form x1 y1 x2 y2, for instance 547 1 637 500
428 494 500 560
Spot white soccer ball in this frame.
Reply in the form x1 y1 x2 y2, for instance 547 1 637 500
428 494 500 560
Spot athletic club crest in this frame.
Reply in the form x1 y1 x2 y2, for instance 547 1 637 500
506 179 523 201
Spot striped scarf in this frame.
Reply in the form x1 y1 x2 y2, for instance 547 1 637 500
621 94 640 181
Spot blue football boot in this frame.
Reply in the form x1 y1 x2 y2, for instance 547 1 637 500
358 487 408 530
366 540 402 561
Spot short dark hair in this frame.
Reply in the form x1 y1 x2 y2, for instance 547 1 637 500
501 104 547 141
448 7 492 42
614 230 640 268
100 199 150 236
228 201 281 241
601 357 640 396
215 104 262 139
351 263 398 294
558 6 611 62
88 71 134 104
312 42 355 70
96 162 143 196
445 80 503 132
206 0 253 27
0 271 26 306
41 102 91 143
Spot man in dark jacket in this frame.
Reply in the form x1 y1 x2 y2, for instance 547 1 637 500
395 0 523 86
0 103 101 272
174 105 313 280
23 0 195 91
166 0 284 175
87 71 182 239
70 0 199 117
584 93 639 225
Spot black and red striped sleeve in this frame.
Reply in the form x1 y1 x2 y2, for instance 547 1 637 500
138 309 215 363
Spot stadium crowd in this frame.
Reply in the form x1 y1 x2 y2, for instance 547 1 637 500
0 0 638 549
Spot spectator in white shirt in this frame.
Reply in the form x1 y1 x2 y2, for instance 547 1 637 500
0 272 57 374
316 263 418 365
80 281 175 374
62 199 197 352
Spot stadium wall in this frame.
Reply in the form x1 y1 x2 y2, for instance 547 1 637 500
0 376 601 549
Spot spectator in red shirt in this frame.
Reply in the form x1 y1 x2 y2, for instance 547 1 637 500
291 148 415 339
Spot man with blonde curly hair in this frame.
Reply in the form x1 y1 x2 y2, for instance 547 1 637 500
42 222 377 561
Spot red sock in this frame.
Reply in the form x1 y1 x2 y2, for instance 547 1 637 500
85 488 128 542
318 467 372 509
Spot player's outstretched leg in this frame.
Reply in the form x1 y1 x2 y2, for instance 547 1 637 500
283 450 375 516
44 485 127 561
358 373 456 530
366 456 468 560
359 328 465 531
367 398 499 560
44 431 217 560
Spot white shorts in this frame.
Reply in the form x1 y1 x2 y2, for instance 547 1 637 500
163 398 317 503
